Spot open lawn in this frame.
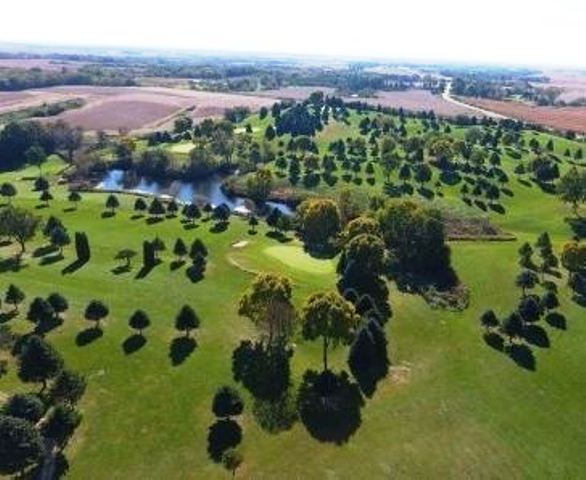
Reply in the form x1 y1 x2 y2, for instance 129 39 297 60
0 118 585 479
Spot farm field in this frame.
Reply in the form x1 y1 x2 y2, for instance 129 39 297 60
463 97 586 134
0 58 85 71
537 71 586 103
0 86 278 132
0 104 585 479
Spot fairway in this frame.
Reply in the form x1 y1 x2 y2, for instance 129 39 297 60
168 142 195 154
264 245 335 274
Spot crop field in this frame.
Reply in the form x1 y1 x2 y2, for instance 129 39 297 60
0 58 85 71
0 86 278 132
463 97 586 133
538 71 586 103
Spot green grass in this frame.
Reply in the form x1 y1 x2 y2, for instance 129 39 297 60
0 119 585 478
263 245 335 275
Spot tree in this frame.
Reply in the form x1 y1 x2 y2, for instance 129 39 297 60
247 168 273 202
49 369 86 405
301 291 359 371
222 448 243 478
265 125 276 141
26 297 55 326
175 305 200 337
173 238 188 261
541 291 559 311
518 242 533 268
39 189 53 206
84 300 109 328
518 296 542 324
167 200 179 217
2 394 45 423
74 231 91 262
148 197 166 218
213 203 231 223
42 404 82 449
129 310 151 336
515 270 539 297
248 215 258 233
560 241 586 281
414 163 432 186
338 233 385 277
105 194 120 214
115 248 137 268
47 293 68 318
480 309 499 331
501 312 523 342
67 190 82 209
33 176 49 192
0 182 17 204
212 386 244 418
297 198 341 250
134 197 147 215
50 226 71 255
43 215 64 239
182 203 200 224
25 144 46 173
558 167 586 216
152 237 166 260
3 207 40 255
18 335 63 390
5 284 25 312
0 415 44 476
189 238 208 260
239 274 296 345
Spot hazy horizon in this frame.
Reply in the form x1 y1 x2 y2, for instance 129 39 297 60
2 0 585 69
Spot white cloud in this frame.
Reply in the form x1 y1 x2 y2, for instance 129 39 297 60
2 0 585 68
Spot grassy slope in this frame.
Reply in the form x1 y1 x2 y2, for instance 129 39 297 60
0 125 585 478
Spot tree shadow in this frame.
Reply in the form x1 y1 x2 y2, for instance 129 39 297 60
130 214 144 220
489 203 506 215
521 325 550 348
169 336 197 366
33 244 58 258
252 390 298 434
61 258 88 275
545 312 567 330
182 223 198 231
0 257 25 274
0 311 18 324
75 327 103 347
111 265 131 275
297 369 363 444
170 260 185 271
122 334 147 354
34 316 63 336
63 207 76 213
507 344 536 371
417 187 435 199
207 419 242 463
483 332 505 352
186 264 205 283
0 239 12 248
146 217 164 225
101 211 115 219
565 217 586 239
266 231 292 243
232 341 291 401
39 253 64 266
135 260 160 279
210 221 229 233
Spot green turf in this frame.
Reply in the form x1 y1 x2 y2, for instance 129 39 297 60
0 118 585 479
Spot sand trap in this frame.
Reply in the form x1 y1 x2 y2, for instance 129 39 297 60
232 241 249 248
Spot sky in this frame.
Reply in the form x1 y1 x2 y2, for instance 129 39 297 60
2 0 585 68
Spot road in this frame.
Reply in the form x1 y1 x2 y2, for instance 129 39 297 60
442 80 509 119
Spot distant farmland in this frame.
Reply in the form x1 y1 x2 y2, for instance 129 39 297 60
0 58 85 71
1 86 278 132
256 87 478 117
464 97 586 133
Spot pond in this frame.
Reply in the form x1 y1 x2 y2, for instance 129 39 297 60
97 169 293 215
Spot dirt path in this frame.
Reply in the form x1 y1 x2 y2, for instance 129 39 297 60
442 81 508 119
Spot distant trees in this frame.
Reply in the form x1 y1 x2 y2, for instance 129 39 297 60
0 182 17 204
246 168 273 202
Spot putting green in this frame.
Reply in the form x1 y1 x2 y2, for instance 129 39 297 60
169 142 195 154
263 245 335 274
